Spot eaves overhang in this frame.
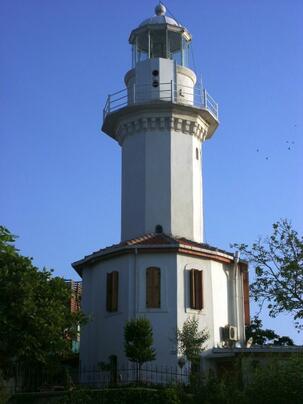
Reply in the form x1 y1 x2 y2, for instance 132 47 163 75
71 234 245 277
129 24 192 44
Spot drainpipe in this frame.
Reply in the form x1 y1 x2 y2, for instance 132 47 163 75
133 248 138 318
233 251 240 339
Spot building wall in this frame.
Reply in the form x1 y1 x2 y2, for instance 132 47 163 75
176 254 216 350
176 254 245 350
80 252 178 368
210 260 229 344
80 255 132 368
80 251 245 369
121 58 204 242
133 252 178 366
121 125 203 242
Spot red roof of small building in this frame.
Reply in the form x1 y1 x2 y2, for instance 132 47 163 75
72 232 244 276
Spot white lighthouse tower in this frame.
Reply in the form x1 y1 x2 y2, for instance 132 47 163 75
103 3 218 243
73 4 249 374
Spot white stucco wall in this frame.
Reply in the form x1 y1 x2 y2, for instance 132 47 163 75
175 254 245 350
134 252 178 366
80 255 132 368
121 131 147 240
121 126 203 242
210 260 229 344
80 252 179 368
121 58 204 242
176 254 214 349
80 251 246 370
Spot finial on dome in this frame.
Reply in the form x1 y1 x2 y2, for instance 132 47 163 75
155 3 166 16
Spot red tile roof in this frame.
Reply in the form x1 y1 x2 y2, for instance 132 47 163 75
72 232 239 275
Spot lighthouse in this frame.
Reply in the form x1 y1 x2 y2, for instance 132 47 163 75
103 3 218 243
73 4 249 373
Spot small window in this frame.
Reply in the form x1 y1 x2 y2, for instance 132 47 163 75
196 147 199 160
106 271 119 312
146 267 161 308
152 80 159 88
155 224 163 233
190 269 203 310
152 69 159 77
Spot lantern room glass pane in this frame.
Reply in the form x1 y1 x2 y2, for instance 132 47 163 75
168 31 190 67
135 31 149 64
150 30 167 58
131 30 190 67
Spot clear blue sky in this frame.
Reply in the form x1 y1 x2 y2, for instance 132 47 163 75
1 0 302 342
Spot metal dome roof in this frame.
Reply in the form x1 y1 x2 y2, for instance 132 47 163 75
139 4 182 28
129 4 192 44
139 15 181 28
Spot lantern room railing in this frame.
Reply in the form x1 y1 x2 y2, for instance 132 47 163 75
103 82 219 121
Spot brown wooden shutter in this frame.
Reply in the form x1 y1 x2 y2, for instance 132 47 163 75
112 271 119 312
154 267 160 308
146 267 160 308
241 264 250 325
106 272 112 311
190 269 203 310
190 269 195 309
195 270 203 310
106 271 119 312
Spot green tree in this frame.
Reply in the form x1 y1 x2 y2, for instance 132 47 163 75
246 317 294 346
233 219 303 330
0 226 86 375
245 357 303 404
176 317 208 367
124 317 156 380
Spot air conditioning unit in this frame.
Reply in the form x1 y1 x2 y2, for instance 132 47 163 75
223 325 238 341
228 325 238 341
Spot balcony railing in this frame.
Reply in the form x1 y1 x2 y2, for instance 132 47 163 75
103 81 219 121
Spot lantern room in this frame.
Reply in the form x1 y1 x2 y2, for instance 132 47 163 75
129 4 192 67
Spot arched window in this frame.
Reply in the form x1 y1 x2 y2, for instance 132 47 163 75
146 267 161 308
196 147 199 160
106 271 119 312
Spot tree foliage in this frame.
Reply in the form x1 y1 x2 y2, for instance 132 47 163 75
245 357 303 404
124 317 156 368
233 219 303 329
0 226 86 374
176 317 208 364
246 317 294 346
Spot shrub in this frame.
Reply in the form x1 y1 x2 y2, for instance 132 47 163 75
0 370 10 404
58 386 181 404
245 357 303 404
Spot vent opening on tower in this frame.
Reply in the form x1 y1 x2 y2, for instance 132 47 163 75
155 224 163 234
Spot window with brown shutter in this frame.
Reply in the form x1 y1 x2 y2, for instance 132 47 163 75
190 269 203 310
106 271 119 312
146 267 161 309
241 264 250 326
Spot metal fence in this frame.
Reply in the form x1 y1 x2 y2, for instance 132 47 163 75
12 364 191 393
103 82 219 121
